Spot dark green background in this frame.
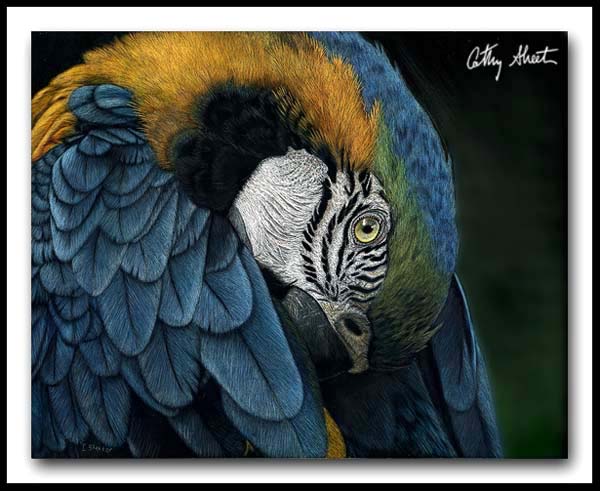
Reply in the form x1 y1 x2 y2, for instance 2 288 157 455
32 32 568 458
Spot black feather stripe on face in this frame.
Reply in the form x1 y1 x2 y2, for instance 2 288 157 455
297 167 390 307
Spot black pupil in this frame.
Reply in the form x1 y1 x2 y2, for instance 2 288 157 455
362 222 373 234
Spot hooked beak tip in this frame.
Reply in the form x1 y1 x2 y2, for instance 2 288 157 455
330 312 372 375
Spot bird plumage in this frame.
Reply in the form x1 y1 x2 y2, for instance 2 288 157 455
31 31 501 458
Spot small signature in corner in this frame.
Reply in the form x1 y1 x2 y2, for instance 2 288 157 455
80 443 113 454
466 43 559 81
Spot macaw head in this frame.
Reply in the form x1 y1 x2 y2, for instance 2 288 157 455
166 33 458 378
227 127 455 378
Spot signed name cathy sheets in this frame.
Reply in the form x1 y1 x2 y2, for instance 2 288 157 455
466 43 559 81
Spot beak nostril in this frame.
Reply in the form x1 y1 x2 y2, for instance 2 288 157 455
328 311 372 374
341 317 364 337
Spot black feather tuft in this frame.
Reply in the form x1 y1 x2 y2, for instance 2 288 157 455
172 84 315 212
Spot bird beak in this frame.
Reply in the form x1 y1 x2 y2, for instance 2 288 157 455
317 304 371 374
281 287 371 377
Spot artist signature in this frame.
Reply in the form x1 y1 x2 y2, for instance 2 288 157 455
80 443 113 454
466 43 559 81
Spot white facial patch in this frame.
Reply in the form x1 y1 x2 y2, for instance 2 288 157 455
230 148 328 285
230 147 391 309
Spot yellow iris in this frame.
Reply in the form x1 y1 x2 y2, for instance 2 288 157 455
354 216 381 243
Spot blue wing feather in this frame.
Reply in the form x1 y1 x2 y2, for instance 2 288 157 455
97 269 161 356
58 146 112 193
159 239 208 326
150 168 173 188
88 128 133 146
79 311 121 377
191 214 252 333
41 386 66 452
137 323 203 407
32 241 54 266
51 292 88 321
71 230 128 296
32 187 50 211
79 335 121 377
418 275 502 457
70 353 131 447
112 143 156 165
94 84 135 111
49 297 90 345
100 187 162 243
48 376 89 443
102 168 157 209
78 134 113 156
119 186 178 282
70 84 136 126
200 248 303 421
120 358 180 417
431 278 478 411
103 160 154 196
172 207 210 255
39 261 79 296
50 196 106 262
195 255 253 333
50 155 89 205
204 214 240 273
127 405 164 458
39 328 74 385
31 306 52 377
49 186 101 232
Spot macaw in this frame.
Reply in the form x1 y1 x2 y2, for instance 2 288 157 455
31 32 502 458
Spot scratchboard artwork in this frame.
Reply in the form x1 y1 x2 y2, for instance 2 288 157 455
31 31 567 459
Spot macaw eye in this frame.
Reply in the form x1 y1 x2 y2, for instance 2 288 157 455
354 216 381 244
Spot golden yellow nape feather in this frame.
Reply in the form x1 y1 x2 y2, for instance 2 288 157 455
31 65 96 161
31 32 380 170
324 408 347 458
